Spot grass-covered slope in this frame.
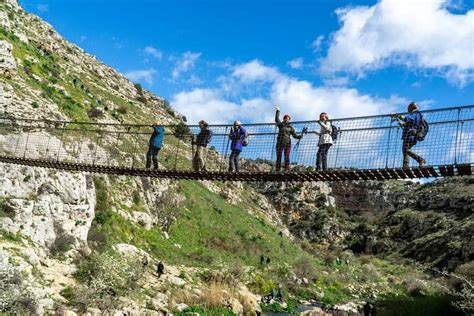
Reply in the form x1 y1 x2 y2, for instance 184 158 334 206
90 179 305 267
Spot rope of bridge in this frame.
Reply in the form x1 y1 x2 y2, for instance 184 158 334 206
0 105 473 182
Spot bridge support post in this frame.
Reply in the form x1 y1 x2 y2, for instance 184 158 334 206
385 120 394 168
453 109 461 165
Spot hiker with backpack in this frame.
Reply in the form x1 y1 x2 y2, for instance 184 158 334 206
145 122 165 169
314 112 333 171
274 106 303 172
228 120 248 172
392 102 427 168
192 120 213 171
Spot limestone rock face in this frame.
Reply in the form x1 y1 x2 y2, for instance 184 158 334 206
0 164 95 251
0 40 16 77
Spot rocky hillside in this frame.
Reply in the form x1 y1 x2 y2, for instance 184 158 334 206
254 178 473 271
0 1 472 315
0 0 176 123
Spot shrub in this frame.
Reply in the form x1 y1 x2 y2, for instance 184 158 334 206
73 251 144 311
116 105 128 115
174 122 192 141
88 108 104 119
0 265 39 314
49 233 75 256
294 256 316 280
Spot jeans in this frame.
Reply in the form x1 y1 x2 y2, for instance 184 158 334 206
228 150 241 172
276 143 291 171
316 144 332 171
146 146 160 169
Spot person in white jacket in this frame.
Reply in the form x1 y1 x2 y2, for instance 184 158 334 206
315 112 332 171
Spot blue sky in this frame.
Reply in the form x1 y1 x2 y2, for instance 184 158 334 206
21 0 474 124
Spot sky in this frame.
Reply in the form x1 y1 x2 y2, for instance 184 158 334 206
20 0 474 124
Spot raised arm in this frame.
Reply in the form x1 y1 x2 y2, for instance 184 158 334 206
275 109 281 124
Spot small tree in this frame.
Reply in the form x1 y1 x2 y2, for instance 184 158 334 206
174 122 192 141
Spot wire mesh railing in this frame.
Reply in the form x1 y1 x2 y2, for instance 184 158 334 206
0 105 473 174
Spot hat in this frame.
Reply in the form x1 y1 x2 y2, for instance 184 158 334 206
234 120 241 126
408 101 418 109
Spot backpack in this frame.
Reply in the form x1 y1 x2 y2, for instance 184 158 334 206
242 131 249 146
416 117 429 141
330 124 340 141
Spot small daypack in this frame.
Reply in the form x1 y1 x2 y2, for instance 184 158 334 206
330 124 340 141
242 130 249 146
416 117 429 141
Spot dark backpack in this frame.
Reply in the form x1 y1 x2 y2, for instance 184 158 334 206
416 117 429 141
331 124 340 141
242 130 249 146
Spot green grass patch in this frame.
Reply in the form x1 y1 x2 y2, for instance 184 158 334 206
376 294 463 316
175 306 236 316
89 180 306 268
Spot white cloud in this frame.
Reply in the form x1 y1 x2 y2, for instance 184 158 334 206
37 4 48 12
144 46 163 60
311 35 324 52
172 60 407 124
172 51 201 79
232 59 281 83
287 57 304 69
172 89 239 124
321 0 474 86
125 69 157 85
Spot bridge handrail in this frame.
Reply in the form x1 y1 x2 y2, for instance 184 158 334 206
0 104 473 129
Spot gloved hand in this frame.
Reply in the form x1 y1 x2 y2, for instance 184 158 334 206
275 106 280 111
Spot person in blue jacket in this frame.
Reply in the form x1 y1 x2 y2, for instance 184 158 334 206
146 123 165 169
228 120 247 172
392 102 426 168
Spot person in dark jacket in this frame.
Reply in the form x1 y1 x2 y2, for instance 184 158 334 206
146 123 165 169
228 120 247 172
276 288 283 303
156 261 165 278
274 107 303 172
392 102 426 168
192 120 213 171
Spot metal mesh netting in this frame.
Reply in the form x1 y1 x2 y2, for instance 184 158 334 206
0 105 472 173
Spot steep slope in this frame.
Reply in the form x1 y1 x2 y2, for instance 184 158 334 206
0 0 176 123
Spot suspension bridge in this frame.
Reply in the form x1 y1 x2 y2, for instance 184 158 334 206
0 105 472 182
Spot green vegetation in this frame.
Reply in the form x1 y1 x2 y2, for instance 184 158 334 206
175 306 236 316
377 294 463 316
0 230 22 243
71 250 144 311
89 180 305 267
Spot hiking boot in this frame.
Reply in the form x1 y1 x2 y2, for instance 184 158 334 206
419 159 426 167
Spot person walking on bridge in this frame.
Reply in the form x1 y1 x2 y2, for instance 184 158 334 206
146 122 164 169
315 112 333 171
228 120 247 172
192 120 213 172
392 102 426 168
274 106 303 172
